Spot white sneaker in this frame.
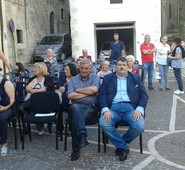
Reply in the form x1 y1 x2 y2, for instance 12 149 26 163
174 89 184 95
1 145 8 157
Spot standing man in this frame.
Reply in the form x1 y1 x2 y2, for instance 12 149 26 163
79 49 92 61
140 34 157 90
99 57 148 161
109 33 125 62
67 58 100 161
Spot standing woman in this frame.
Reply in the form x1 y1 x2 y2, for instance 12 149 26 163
156 36 171 90
168 37 184 94
0 77 15 156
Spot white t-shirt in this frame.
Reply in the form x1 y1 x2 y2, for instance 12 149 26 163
156 43 170 65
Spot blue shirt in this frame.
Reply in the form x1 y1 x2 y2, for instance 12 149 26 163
67 73 100 104
109 40 125 61
171 47 183 68
101 74 144 115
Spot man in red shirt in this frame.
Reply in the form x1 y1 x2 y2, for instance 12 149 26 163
79 49 92 61
140 35 157 90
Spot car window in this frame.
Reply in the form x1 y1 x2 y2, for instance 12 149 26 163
101 42 110 50
40 36 63 45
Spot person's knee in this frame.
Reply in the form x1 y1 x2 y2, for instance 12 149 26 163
134 121 145 134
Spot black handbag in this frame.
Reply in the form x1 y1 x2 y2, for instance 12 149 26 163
167 58 171 66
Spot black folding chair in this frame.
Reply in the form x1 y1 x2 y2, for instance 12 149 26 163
101 112 146 154
22 91 60 150
8 114 17 150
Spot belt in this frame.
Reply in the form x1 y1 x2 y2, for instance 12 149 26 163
117 101 131 104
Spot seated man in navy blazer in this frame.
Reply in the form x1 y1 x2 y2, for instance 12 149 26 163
99 57 148 161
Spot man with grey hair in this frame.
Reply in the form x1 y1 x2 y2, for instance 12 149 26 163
67 58 100 161
140 34 157 90
79 49 92 61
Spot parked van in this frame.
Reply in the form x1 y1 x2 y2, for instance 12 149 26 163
32 33 71 62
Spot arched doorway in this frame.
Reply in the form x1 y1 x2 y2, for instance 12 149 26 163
50 12 55 34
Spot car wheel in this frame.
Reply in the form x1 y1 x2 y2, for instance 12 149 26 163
61 53 66 61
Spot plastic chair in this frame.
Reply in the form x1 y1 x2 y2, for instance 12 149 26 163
22 91 60 150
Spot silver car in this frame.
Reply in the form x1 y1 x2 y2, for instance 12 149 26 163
99 42 111 60
32 33 72 62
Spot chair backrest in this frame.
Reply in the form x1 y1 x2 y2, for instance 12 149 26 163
29 91 60 113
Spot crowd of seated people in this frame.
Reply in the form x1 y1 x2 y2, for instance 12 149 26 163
2 49 147 162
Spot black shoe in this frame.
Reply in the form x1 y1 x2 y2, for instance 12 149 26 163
148 87 154 91
118 148 130 161
79 134 89 149
71 151 80 161
115 148 130 156
165 87 171 90
159 88 163 91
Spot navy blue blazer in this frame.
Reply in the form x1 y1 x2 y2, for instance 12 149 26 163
98 72 148 110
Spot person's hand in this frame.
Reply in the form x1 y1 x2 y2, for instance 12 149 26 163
103 111 113 122
132 110 142 121
59 86 65 93
0 105 6 112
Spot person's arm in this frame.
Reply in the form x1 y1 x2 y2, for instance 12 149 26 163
0 81 15 112
26 80 35 94
75 85 98 95
168 47 181 60
67 92 88 100
142 48 156 54
121 50 125 56
0 51 12 71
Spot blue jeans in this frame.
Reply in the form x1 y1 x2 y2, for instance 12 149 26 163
173 68 183 91
99 103 144 149
158 64 169 88
0 109 12 144
68 103 98 151
142 62 154 88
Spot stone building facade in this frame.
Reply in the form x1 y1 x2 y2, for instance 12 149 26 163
0 0 70 67
161 0 185 42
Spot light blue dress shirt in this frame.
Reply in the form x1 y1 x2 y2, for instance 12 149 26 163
101 74 144 115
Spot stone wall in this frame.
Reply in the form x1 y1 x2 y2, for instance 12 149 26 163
4 0 70 66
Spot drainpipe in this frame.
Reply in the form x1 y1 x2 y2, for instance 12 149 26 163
0 0 6 73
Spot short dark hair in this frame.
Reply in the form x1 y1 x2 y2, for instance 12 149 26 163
114 33 119 36
173 37 182 45
116 57 127 65
66 63 79 76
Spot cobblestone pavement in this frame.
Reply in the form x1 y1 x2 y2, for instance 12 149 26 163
1 68 185 170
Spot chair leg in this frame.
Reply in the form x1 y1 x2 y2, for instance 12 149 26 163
17 114 23 141
22 121 25 150
27 123 32 141
64 119 68 151
139 134 143 154
102 132 107 153
56 119 58 150
98 122 100 153
13 119 17 150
